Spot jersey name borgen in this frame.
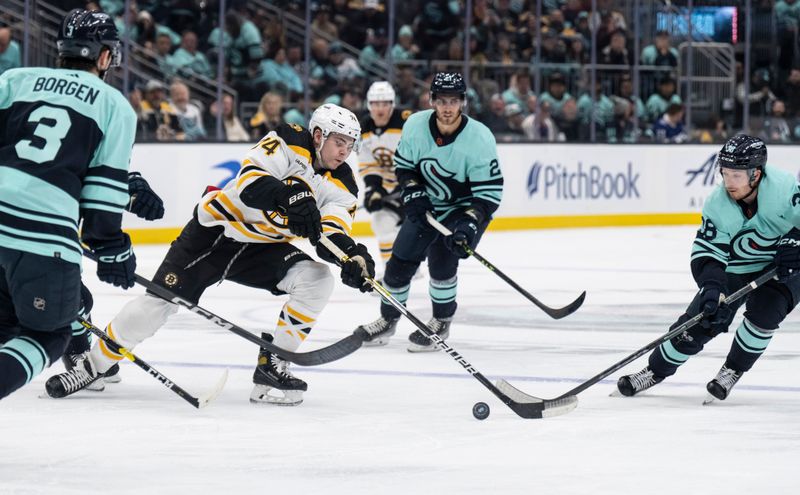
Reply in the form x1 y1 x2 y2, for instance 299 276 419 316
358 108 410 192
692 165 800 274
197 123 359 243
0 67 136 265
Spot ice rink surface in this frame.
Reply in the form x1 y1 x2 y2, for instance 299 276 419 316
1 226 798 495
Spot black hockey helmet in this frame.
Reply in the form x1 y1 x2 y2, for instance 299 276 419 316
716 134 767 171
57 9 121 67
430 72 466 100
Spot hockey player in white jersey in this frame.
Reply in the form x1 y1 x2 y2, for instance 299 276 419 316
358 81 411 269
46 104 376 405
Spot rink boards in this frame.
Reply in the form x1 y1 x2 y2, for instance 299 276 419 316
124 143 800 243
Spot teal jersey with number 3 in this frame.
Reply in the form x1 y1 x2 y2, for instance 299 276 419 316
0 67 136 264
692 165 800 274
393 109 503 218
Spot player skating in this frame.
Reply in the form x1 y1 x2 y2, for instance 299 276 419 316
355 72 504 351
617 135 800 402
0 9 137 400
46 103 375 406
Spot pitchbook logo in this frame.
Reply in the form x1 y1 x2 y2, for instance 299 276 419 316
526 161 640 200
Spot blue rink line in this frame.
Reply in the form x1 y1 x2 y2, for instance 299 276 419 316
143 360 800 394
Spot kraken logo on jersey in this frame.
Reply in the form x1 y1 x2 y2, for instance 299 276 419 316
419 158 458 201
371 146 395 169
728 228 779 269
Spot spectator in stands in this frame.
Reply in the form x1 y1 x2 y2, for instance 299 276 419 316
522 101 560 142
539 72 573 119
555 98 581 141
249 92 284 140
514 11 539 60
565 34 589 65
646 76 682 122
309 37 339 99
359 28 388 73
608 99 639 143
140 79 184 142
776 1 800 69
613 73 646 123
152 32 177 78
601 30 630 67
652 103 688 144
561 0 584 27
736 67 777 120
170 80 206 142
0 27 20 75
640 30 679 67
350 0 388 49
577 79 615 139
391 25 419 62
135 10 180 51
417 0 461 58
258 46 303 97
695 115 729 144
505 103 526 136
128 86 148 142
395 66 418 107
502 70 535 116
761 99 793 143
208 12 265 81
329 41 363 81
488 32 517 65
780 68 800 117
331 0 364 47
539 29 567 64
481 93 512 134
574 11 592 42
206 94 249 142
171 30 213 79
311 4 339 39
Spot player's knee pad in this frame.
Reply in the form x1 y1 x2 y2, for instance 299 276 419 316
278 260 333 313
744 282 791 330
384 255 420 287
108 294 178 348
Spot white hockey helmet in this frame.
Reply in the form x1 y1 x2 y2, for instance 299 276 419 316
309 103 361 153
366 81 396 109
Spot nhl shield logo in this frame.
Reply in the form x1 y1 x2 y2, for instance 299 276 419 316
164 272 179 287
33 297 46 311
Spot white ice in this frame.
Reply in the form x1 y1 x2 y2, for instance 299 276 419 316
1 226 798 495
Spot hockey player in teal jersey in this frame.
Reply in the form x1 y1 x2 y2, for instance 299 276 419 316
0 9 137 400
355 72 504 352
618 135 800 401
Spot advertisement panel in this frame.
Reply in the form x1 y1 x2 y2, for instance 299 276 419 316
125 143 800 242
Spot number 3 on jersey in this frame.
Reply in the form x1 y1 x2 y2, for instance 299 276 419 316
15 106 72 164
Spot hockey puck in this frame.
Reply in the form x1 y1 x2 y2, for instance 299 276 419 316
472 401 490 420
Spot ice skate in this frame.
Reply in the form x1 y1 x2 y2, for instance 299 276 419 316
46 356 103 398
407 317 451 353
250 350 307 406
705 364 743 402
62 353 120 390
616 367 665 397
356 316 398 347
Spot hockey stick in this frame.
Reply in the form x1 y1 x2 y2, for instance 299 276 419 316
547 268 777 402
82 252 365 366
318 235 577 419
78 317 227 409
425 213 585 320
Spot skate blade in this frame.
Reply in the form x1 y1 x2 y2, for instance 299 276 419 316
608 389 625 398
406 343 440 353
363 337 392 347
702 394 717 406
249 385 303 406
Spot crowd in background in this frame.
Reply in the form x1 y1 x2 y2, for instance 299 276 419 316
2 1 800 144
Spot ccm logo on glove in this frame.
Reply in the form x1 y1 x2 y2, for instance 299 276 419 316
98 249 133 263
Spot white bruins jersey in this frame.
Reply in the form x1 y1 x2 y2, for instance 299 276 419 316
197 123 359 243
358 108 411 191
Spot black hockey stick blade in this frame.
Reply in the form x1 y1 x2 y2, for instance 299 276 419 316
424 213 585 320
494 379 578 419
80 318 227 409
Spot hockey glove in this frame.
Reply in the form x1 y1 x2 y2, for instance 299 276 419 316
775 229 800 282
276 183 322 244
94 233 136 289
444 207 484 259
340 243 376 293
364 183 388 213
401 181 433 227
688 281 732 335
127 172 165 221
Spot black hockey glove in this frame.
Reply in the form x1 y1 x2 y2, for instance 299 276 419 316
401 180 433 226
444 207 484 259
364 182 388 213
775 229 800 282
127 172 165 221
94 233 136 289
276 183 322 244
340 243 376 293
688 281 732 334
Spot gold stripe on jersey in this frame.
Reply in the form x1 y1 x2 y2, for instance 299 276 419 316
323 172 352 195
322 215 349 235
288 144 312 163
202 193 285 242
237 170 270 188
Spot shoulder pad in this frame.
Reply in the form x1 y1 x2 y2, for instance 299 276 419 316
275 123 314 151
325 162 359 196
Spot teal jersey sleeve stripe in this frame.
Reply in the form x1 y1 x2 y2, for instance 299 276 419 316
79 184 129 207
79 200 125 214
83 176 129 193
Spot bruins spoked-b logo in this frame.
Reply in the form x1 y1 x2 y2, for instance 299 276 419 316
164 272 179 288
